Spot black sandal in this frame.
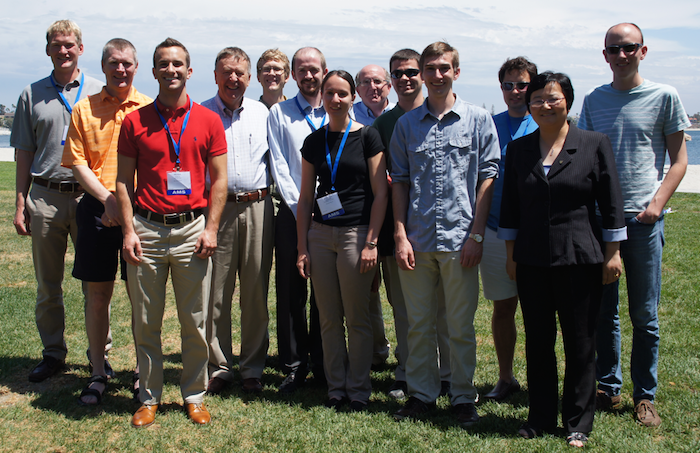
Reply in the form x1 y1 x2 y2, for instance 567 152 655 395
566 432 588 448
132 372 140 402
518 422 543 439
78 375 108 406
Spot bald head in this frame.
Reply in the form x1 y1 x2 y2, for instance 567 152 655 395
605 23 644 46
355 64 391 114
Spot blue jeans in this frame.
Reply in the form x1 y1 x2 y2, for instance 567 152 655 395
596 216 664 403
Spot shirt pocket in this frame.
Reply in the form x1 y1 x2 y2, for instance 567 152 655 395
407 141 431 173
447 136 472 173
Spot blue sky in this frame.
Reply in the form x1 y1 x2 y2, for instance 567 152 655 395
2 2 699 116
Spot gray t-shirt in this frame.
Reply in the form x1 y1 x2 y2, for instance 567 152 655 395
578 80 690 216
11 71 103 181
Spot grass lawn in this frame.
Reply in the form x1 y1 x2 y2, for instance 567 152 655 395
0 161 698 452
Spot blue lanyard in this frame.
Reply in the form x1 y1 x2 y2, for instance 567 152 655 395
324 119 352 191
507 115 532 141
295 97 326 131
50 72 84 115
155 98 192 170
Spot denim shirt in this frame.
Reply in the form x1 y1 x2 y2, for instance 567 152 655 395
390 95 500 253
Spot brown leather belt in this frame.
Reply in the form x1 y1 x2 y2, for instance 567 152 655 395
135 206 203 226
33 177 83 193
227 187 270 203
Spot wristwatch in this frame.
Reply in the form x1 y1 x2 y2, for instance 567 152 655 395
365 241 378 249
469 233 484 243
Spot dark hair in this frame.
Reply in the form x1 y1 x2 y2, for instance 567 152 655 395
498 56 537 83
153 37 190 68
525 71 574 112
389 48 421 71
321 70 356 97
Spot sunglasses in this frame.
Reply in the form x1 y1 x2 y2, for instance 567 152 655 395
605 43 642 55
391 68 420 79
501 81 529 91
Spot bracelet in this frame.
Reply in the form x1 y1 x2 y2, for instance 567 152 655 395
365 241 377 249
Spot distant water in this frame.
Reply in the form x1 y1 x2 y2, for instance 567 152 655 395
1 129 699 163
685 130 700 165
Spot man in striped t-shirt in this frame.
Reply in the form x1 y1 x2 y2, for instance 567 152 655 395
62 38 151 406
579 22 691 428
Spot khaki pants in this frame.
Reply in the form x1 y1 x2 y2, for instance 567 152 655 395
399 251 478 405
128 214 211 405
308 223 374 403
27 184 111 360
207 196 274 381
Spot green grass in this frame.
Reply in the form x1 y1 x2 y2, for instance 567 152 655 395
0 161 698 452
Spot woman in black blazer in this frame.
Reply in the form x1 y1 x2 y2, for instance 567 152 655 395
498 72 627 448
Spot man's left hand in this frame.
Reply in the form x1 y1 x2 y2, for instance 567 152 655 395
195 228 217 259
460 238 483 268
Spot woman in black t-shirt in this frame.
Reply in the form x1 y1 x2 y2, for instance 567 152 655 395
296 70 388 411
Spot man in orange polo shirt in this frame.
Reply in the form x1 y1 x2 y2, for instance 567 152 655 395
62 38 152 406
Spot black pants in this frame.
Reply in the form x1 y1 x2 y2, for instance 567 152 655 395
517 263 602 434
274 202 323 375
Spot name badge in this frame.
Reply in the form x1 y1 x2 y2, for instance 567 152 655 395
61 125 69 146
317 192 344 220
167 171 192 195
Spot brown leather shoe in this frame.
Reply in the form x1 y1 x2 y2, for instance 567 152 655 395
206 376 229 395
185 403 211 425
242 377 263 394
131 404 158 428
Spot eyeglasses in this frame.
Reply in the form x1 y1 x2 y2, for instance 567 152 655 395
391 68 420 79
359 78 388 88
605 43 642 55
261 66 285 75
529 97 565 108
501 81 529 91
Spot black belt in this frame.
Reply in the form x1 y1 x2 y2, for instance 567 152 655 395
33 177 83 193
135 206 203 226
227 187 270 203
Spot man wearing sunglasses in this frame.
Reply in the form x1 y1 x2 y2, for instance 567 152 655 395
482 57 539 402
372 49 452 401
352 64 395 127
579 22 690 428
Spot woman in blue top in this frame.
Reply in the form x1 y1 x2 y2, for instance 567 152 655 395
296 70 388 411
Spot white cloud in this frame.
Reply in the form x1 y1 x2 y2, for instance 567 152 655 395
1 2 699 115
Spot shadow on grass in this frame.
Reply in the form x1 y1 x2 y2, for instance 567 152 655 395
0 353 567 438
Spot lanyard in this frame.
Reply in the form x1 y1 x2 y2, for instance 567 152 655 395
325 119 352 191
155 99 192 170
295 97 326 131
507 115 532 141
50 72 84 115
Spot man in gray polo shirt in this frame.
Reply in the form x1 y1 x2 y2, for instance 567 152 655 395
11 19 104 382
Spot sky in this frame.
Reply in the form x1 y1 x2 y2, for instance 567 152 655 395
2 2 700 117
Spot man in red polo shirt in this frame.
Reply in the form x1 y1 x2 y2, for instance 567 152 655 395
116 38 228 428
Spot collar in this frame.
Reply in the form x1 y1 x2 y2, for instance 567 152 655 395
295 92 320 113
215 94 245 117
48 69 83 88
155 95 191 117
418 94 462 121
99 86 138 105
